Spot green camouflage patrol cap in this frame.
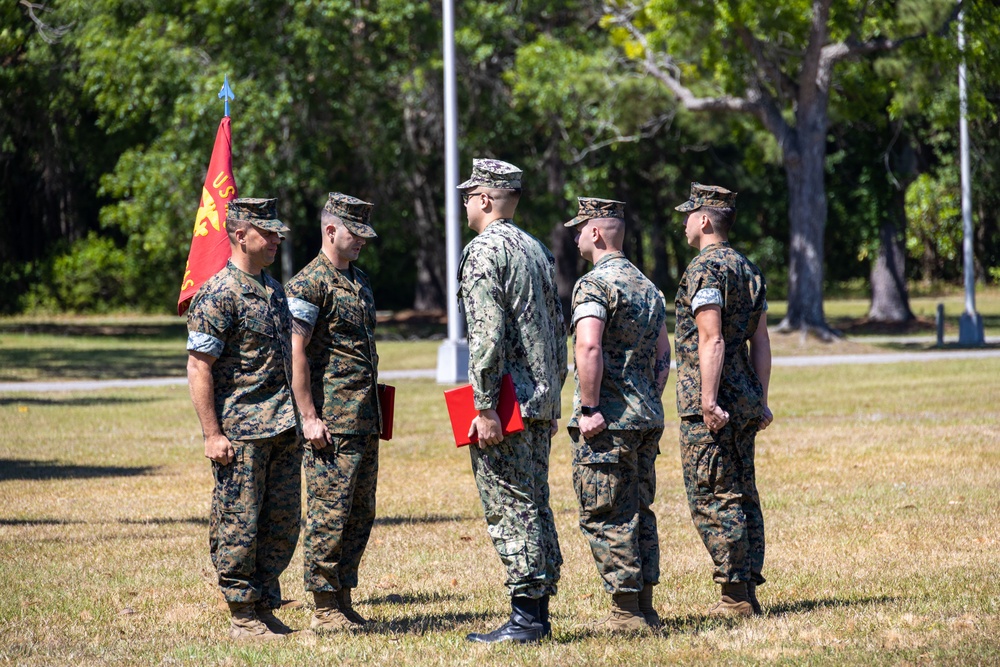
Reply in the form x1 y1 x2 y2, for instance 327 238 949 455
674 182 737 212
564 197 626 227
324 192 376 238
457 158 522 191
226 198 290 233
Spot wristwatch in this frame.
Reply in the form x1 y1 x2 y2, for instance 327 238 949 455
580 405 601 416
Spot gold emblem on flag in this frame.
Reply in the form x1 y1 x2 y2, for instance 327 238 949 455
193 187 222 237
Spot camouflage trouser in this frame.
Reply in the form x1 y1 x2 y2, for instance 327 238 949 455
210 428 302 608
303 433 379 592
680 417 765 585
469 418 562 599
569 427 661 594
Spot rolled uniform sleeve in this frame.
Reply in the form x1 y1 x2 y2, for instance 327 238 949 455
687 260 723 314
286 271 325 342
287 297 320 327
186 288 234 359
186 331 224 357
571 275 609 327
692 287 723 313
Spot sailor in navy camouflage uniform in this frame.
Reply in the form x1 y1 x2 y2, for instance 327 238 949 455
458 158 567 644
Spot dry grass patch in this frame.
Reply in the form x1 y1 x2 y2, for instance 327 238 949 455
1 355 999 665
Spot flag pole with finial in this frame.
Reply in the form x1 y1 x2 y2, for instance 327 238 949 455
219 74 234 117
177 75 239 315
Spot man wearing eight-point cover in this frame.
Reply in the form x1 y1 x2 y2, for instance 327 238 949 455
186 197 301 641
673 182 773 617
457 158 567 644
565 197 671 633
285 192 382 633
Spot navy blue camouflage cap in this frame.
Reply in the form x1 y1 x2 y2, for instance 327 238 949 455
457 158 522 191
675 182 737 212
324 192 376 238
564 197 626 227
226 197 290 233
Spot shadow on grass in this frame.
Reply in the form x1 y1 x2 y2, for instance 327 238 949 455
0 458 158 482
0 396 160 406
0 517 86 525
833 313 1000 338
877 341 1000 351
363 611 493 635
374 514 476 527
764 594 899 616
363 591 470 606
0 347 186 381
556 595 900 642
0 515 207 526
117 516 208 526
832 317 937 337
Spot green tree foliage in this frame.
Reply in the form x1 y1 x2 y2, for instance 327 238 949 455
602 0 959 332
905 171 962 279
1 0 998 317
3 0 450 312
887 0 1000 285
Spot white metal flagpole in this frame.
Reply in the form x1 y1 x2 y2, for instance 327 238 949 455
957 6 984 346
436 0 470 381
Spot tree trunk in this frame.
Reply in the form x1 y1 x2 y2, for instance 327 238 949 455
779 120 837 339
648 220 671 296
544 149 575 326
868 195 914 322
411 174 447 311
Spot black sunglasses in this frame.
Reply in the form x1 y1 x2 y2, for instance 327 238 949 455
462 191 494 205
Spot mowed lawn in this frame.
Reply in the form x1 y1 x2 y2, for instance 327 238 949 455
0 287 999 382
1 349 998 665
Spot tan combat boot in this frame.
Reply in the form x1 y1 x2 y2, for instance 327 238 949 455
588 592 648 634
228 601 285 641
638 584 662 629
336 587 369 626
255 603 294 635
310 591 362 632
707 582 754 618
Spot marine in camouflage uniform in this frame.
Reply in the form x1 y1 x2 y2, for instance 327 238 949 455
564 198 671 632
186 197 301 640
457 158 567 644
673 183 773 617
285 193 382 632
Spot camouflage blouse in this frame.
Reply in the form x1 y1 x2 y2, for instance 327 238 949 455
285 252 380 435
458 219 567 419
570 252 666 429
186 261 297 439
674 242 767 421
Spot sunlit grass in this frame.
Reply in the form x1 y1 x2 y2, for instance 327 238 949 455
766 286 1000 336
1 355 998 665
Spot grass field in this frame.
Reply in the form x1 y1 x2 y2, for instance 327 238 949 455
1 328 998 664
1 287 998 383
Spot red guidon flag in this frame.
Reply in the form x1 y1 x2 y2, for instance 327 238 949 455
177 116 238 316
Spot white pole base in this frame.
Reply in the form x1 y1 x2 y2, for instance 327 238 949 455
436 339 469 384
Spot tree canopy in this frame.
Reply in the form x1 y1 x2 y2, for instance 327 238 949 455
1 0 997 320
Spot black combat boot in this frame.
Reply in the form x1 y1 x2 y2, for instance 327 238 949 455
747 581 763 615
466 596 546 644
538 594 551 638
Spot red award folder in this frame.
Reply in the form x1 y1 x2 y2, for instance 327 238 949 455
443 373 524 447
378 384 395 441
